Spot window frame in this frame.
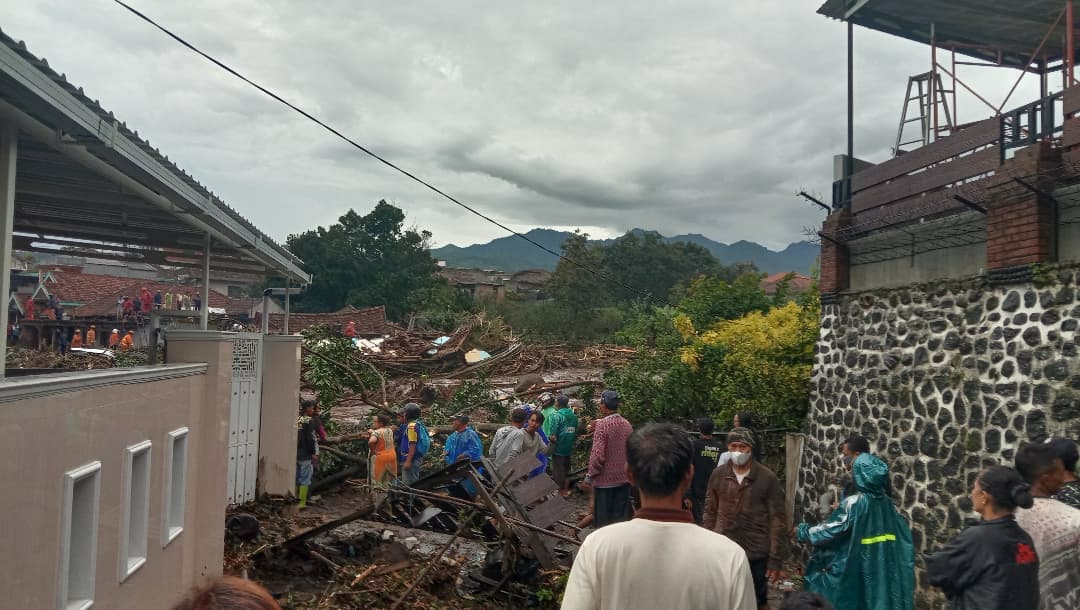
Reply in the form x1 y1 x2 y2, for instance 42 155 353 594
118 440 152 582
58 461 102 610
161 428 189 547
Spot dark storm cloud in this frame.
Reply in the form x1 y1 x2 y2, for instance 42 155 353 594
5 1 1040 250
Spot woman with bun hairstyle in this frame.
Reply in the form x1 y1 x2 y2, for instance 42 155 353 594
926 466 1039 610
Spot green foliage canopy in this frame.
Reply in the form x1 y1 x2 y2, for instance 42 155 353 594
286 200 444 320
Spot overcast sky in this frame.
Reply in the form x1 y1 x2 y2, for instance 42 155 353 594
5 1 1038 251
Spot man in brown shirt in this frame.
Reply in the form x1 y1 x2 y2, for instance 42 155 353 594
703 427 785 610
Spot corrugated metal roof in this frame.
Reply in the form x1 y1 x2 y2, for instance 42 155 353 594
818 0 1069 68
0 27 310 283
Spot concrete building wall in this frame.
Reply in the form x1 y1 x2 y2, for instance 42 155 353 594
0 365 222 610
259 335 302 496
849 242 986 291
165 331 234 584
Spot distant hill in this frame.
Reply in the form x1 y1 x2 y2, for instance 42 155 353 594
430 228 818 275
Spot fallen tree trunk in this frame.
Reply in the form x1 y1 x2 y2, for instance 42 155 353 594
311 464 365 494
282 498 376 546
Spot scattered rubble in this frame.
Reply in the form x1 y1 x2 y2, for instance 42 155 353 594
225 455 588 609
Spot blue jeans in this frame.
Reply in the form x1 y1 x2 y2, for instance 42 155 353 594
402 456 423 484
296 460 313 486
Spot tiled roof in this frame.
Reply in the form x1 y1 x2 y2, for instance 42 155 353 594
760 272 813 294
71 279 242 317
45 268 139 306
258 305 389 335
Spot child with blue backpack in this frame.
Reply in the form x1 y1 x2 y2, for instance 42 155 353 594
399 402 430 484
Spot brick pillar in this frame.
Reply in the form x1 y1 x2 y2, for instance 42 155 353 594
820 208 851 294
986 142 1060 270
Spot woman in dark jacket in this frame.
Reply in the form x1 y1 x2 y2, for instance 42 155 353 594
925 466 1039 610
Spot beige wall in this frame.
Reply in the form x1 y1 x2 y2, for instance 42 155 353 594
259 335 302 496
165 331 234 585
0 364 224 610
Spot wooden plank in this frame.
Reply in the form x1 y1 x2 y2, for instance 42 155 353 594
1064 117 1080 149
852 147 1000 213
510 475 558 507
525 496 574 528
1066 87 1080 117
850 175 997 234
852 117 999 191
496 452 540 483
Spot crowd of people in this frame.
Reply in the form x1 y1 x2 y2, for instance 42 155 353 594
291 385 1080 610
565 404 1080 610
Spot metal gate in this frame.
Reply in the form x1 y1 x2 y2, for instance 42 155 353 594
228 333 263 505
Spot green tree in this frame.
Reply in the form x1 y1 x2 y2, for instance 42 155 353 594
286 201 442 320
672 272 772 330
601 231 721 303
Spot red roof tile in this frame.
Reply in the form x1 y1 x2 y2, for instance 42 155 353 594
45 269 139 306
72 279 240 317
760 272 813 294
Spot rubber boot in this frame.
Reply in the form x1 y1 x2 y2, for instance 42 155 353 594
298 484 310 509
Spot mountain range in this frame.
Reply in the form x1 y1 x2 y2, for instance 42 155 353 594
430 228 818 275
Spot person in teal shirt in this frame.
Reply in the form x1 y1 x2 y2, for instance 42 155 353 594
538 392 557 438
795 452 914 610
548 394 579 497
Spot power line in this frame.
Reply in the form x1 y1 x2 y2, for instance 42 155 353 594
109 0 662 304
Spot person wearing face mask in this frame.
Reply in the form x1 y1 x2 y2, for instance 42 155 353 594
703 427 786 610
925 465 1039 610
794 450 914 610
1012 443 1080 610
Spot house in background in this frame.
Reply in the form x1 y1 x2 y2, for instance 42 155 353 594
760 272 813 295
507 269 552 300
439 266 509 302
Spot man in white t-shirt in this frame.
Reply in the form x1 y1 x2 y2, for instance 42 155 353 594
562 423 756 610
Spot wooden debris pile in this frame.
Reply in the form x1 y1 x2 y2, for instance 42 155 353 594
230 454 579 608
486 343 636 376
5 346 118 370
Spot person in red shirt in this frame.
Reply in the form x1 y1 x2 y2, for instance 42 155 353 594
587 389 634 528
24 297 35 320
140 288 153 312
344 321 357 338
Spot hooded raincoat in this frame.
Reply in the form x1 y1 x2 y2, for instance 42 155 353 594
796 453 915 610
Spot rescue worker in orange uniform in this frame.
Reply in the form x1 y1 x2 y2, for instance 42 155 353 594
108 328 121 348
120 330 135 350
71 329 83 349
85 325 97 346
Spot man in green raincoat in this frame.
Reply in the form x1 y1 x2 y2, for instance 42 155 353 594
795 452 914 610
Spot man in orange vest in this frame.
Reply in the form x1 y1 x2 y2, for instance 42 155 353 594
108 328 121 348
71 329 83 349
86 325 97 346
120 330 135 350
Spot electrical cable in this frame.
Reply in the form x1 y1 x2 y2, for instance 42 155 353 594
110 0 664 304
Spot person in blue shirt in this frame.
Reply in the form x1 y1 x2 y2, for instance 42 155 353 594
444 413 483 497
444 414 483 465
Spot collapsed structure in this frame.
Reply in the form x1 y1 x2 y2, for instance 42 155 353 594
803 1 1080 604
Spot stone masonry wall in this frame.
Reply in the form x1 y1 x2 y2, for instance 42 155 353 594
799 265 1080 606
